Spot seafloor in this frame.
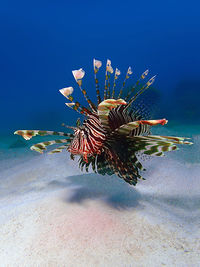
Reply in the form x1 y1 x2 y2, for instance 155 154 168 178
0 125 199 267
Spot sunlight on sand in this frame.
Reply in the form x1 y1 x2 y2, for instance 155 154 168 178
0 135 199 266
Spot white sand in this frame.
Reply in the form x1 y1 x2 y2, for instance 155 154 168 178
0 150 199 266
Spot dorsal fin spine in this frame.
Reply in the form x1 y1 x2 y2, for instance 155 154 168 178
93 59 102 104
118 67 133 98
126 75 156 109
125 69 149 101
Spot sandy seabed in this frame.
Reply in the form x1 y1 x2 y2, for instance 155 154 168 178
0 138 199 267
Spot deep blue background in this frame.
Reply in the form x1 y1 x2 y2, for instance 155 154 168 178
1 0 200 134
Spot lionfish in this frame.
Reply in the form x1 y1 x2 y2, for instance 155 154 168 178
14 59 192 185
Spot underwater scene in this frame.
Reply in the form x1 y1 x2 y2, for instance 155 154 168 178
1 1 200 266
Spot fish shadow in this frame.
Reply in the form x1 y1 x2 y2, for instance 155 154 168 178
48 173 200 223
48 173 143 210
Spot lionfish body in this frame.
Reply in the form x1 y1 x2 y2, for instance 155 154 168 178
15 59 192 185
68 113 106 162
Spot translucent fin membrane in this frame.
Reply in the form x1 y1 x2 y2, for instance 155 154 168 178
124 69 149 101
72 68 97 112
118 67 133 98
126 75 156 108
93 59 102 104
128 135 193 157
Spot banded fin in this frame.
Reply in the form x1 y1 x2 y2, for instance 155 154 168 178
104 59 114 100
106 72 111 98
113 119 168 136
128 135 192 157
111 68 121 98
98 99 127 131
96 153 115 176
129 153 145 171
79 155 98 173
93 59 102 104
14 130 74 140
65 102 91 115
124 69 149 101
59 88 91 115
48 144 69 154
61 123 76 130
107 152 139 185
72 68 97 112
118 67 133 98
127 75 156 108
30 139 71 154
140 135 193 144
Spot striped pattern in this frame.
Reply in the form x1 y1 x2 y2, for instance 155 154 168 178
48 144 69 154
111 68 120 98
118 67 133 99
98 99 127 131
114 119 167 136
94 75 101 104
124 69 149 101
127 75 156 108
108 104 151 136
128 135 193 157
14 58 193 186
14 130 73 140
68 114 106 162
30 139 71 154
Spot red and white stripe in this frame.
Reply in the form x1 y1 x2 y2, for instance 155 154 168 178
68 114 106 162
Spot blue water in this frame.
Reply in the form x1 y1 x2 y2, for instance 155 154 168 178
0 1 200 266
1 0 200 134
